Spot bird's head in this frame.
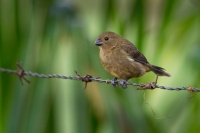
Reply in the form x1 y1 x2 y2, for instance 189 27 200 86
95 32 123 50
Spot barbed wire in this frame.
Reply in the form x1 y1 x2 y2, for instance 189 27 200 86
0 66 200 92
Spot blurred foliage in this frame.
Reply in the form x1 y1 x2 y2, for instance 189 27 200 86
0 0 200 133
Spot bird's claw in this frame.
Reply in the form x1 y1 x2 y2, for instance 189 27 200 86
119 80 127 89
111 77 118 87
145 82 156 89
111 78 128 89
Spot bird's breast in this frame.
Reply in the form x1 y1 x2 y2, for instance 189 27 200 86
99 48 147 79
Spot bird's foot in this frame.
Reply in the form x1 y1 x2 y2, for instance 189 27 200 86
145 82 157 89
111 77 118 87
119 80 128 89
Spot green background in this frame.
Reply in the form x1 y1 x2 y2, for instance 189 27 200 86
0 0 200 133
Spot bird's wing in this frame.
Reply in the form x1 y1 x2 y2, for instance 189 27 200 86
122 42 149 65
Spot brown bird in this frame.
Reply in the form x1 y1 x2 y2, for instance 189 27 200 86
95 31 170 88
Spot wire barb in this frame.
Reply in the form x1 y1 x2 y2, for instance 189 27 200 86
0 66 200 92
75 70 93 89
16 62 30 85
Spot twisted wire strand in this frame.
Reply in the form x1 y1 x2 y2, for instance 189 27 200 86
0 68 200 92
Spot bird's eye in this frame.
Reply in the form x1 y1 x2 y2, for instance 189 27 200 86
104 37 109 41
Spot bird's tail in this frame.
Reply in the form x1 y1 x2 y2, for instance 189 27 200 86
149 65 171 77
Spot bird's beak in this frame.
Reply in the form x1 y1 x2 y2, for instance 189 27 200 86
95 39 103 46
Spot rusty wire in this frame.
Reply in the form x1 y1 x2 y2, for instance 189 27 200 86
0 67 200 92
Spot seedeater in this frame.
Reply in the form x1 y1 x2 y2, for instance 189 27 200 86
95 31 170 88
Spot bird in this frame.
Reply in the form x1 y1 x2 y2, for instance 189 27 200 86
94 31 170 88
